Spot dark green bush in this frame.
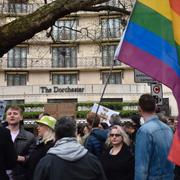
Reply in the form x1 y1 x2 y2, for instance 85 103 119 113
119 110 138 118
76 110 138 119
5 102 138 119
23 112 42 119
76 110 90 118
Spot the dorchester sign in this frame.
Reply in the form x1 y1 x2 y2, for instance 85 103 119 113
40 86 85 93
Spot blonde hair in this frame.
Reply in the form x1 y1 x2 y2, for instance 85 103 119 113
42 127 55 144
109 125 130 146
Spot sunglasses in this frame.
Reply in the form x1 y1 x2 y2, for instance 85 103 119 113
109 133 121 137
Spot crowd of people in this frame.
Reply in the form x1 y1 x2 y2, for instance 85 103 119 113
0 93 179 180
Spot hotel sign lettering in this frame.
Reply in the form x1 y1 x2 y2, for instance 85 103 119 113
40 86 85 93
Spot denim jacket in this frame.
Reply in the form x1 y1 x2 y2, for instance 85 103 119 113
135 115 174 180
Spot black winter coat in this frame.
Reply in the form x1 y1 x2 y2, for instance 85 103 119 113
84 128 108 158
25 140 54 180
13 128 36 180
100 143 134 180
0 126 17 180
33 152 107 180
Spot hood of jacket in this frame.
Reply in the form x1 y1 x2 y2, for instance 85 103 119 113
47 137 88 161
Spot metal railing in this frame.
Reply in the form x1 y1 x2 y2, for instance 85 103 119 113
0 3 42 14
0 0 132 15
0 57 125 69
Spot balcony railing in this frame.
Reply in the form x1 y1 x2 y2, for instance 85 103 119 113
30 29 120 42
0 57 126 70
0 0 133 15
0 3 42 14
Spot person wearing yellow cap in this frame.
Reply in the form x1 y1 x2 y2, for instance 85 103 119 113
33 116 107 180
25 116 57 180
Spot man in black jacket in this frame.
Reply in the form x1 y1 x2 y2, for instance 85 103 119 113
6 106 36 180
0 126 17 180
33 116 107 180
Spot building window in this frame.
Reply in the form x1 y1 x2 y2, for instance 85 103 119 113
52 74 77 85
101 18 122 38
102 72 122 84
52 47 77 68
102 45 121 66
7 0 28 14
7 74 27 86
52 19 77 41
8 47 27 68
5 99 25 105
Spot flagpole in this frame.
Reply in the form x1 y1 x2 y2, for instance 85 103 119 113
92 1 137 127
92 58 115 127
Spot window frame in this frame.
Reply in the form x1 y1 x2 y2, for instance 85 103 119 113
52 19 77 41
6 73 27 86
7 47 27 68
52 46 77 68
102 44 121 66
101 17 122 38
52 73 78 85
102 72 122 84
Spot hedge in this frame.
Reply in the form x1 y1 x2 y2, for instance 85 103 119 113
23 112 42 119
5 102 138 119
78 102 137 108
76 110 138 119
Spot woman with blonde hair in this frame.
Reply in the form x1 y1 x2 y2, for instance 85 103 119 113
100 125 134 180
25 116 56 180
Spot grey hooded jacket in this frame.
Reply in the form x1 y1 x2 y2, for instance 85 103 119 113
33 137 107 180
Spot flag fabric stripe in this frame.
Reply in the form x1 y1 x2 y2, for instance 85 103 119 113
171 10 180 45
131 2 174 46
124 22 180 77
169 0 180 16
168 131 180 166
115 0 180 165
139 0 171 20
118 41 180 88
176 44 180 65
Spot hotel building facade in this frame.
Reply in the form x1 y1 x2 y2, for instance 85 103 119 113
0 0 178 117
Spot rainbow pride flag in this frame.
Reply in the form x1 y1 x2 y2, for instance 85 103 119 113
115 0 180 165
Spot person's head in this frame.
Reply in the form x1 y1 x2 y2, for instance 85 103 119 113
123 121 136 135
55 116 76 140
99 122 109 130
36 116 56 143
83 124 90 135
109 114 121 126
138 94 156 115
109 125 130 146
6 106 23 127
131 114 141 128
77 123 86 137
157 113 168 124
86 112 100 128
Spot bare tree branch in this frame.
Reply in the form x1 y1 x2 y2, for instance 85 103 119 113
82 5 130 15
0 0 110 57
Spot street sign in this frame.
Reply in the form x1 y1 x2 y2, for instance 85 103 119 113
151 84 163 105
134 69 157 83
